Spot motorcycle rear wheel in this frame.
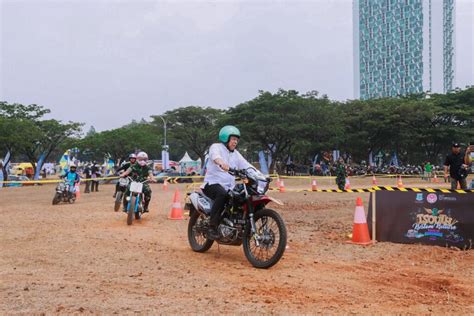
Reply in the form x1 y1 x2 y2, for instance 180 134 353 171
114 192 123 212
243 208 287 269
188 211 214 252
127 196 136 225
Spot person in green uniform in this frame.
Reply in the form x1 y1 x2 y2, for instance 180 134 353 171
120 151 155 212
424 161 432 181
335 157 346 190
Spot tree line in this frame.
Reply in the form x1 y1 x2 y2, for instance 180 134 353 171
1 87 473 174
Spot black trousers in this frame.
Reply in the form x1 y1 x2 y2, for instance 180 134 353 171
202 183 229 228
84 180 91 193
91 180 99 192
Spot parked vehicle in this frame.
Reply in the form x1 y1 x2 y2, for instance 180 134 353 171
186 167 287 269
4 175 34 187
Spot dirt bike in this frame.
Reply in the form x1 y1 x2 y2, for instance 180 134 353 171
114 177 130 212
124 177 149 225
52 180 77 205
186 167 287 269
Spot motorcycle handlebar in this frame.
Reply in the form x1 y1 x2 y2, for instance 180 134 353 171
125 176 150 184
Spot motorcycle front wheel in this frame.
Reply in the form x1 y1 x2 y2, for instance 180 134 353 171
114 191 123 212
243 208 287 269
52 193 60 205
127 196 136 225
188 211 214 252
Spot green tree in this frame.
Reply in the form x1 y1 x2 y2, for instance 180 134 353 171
224 89 316 173
0 102 83 174
78 123 162 163
151 106 224 166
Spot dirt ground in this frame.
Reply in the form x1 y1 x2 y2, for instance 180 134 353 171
1 176 473 314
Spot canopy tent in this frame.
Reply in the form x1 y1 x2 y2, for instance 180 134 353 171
179 152 194 163
178 152 201 175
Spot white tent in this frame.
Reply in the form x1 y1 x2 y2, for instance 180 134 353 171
179 152 194 163
178 152 201 175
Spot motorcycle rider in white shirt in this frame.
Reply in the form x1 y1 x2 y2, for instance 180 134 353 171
202 125 252 240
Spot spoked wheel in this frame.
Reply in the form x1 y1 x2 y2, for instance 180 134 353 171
243 208 287 269
114 192 123 212
188 210 214 252
52 193 60 205
127 196 136 225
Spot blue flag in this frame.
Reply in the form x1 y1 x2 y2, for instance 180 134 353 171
258 151 269 175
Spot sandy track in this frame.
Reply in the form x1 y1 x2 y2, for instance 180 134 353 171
1 178 473 314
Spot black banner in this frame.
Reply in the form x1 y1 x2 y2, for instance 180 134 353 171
368 191 474 249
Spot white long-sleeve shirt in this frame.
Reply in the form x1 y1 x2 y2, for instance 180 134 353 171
203 143 252 191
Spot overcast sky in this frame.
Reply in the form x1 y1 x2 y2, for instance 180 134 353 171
1 0 473 131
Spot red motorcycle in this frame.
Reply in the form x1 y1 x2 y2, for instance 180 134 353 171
186 167 287 269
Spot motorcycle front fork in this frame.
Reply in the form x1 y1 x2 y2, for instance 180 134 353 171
127 194 141 212
249 213 261 247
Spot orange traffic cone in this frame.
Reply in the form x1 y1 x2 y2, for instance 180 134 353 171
344 177 351 190
397 176 404 188
279 180 286 193
432 174 439 183
168 189 184 220
75 183 80 200
163 179 168 191
347 197 373 245
372 175 377 185
311 179 318 191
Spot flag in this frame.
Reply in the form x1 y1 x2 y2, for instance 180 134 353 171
258 151 269 175
59 150 70 170
34 154 46 180
103 158 115 176
3 150 11 168
200 157 209 176
390 153 400 167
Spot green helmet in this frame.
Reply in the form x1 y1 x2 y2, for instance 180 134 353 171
219 125 241 143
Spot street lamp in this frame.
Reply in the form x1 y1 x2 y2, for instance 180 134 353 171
157 115 168 151
157 115 169 171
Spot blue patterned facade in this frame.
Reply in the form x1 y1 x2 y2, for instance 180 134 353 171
355 0 455 100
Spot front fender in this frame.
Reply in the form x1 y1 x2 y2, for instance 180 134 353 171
250 195 284 207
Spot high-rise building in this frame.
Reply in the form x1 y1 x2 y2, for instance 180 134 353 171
353 0 455 100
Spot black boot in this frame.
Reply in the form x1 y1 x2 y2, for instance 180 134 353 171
143 199 150 212
207 225 220 240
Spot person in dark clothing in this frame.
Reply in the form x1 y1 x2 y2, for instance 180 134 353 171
444 143 468 190
90 163 102 192
113 153 137 198
82 163 92 193
335 157 347 190
120 152 155 212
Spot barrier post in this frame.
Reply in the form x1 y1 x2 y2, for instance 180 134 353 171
372 190 376 242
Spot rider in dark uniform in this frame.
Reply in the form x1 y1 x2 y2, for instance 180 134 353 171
113 153 137 198
120 152 155 212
